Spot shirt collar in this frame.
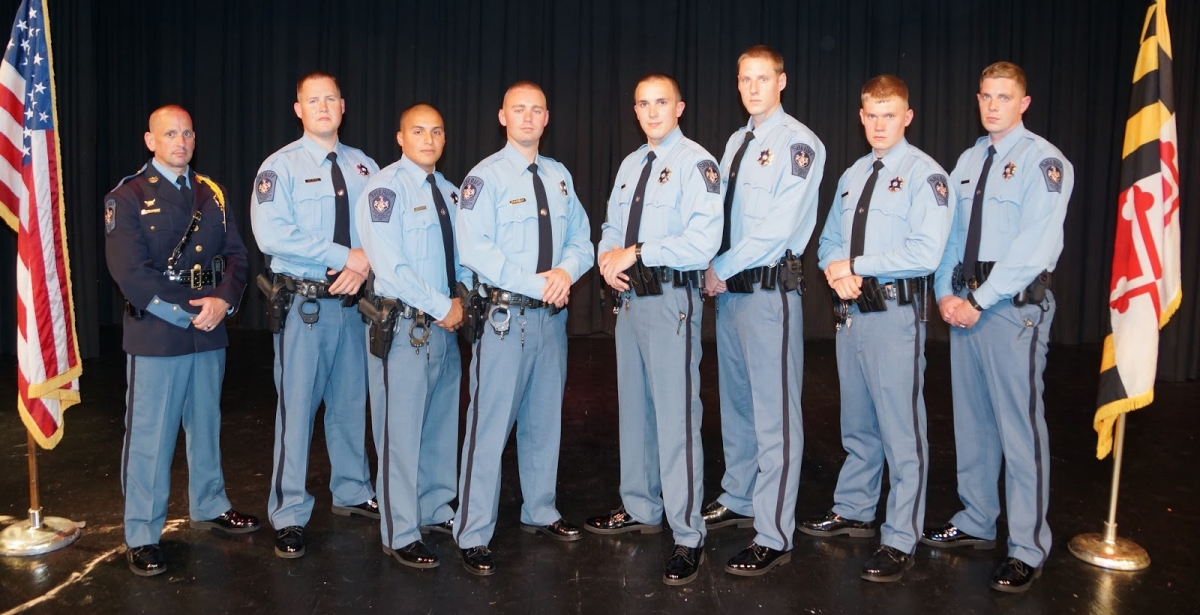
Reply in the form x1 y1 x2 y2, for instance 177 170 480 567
150 158 188 188
877 138 911 170
300 134 343 166
502 141 541 173
399 154 437 183
747 106 785 135
990 122 1027 160
647 126 684 160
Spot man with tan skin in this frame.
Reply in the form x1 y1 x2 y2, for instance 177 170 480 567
106 105 257 576
251 71 380 559
452 82 594 575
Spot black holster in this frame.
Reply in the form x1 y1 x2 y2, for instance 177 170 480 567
777 250 805 293
457 281 488 342
1013 271 1053 307
358 296 399 360
256 273 292 334
898 275 933 322
855 276 888 313
726 269 756 294
625 261 665 297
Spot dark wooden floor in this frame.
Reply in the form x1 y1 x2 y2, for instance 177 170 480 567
1 328 1196 615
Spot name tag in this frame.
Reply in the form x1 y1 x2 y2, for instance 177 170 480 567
304 178 322 183
141 208 161 215
509 198 526 205
414 206 426 212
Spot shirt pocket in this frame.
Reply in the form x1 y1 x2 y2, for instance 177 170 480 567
291 183 328 232
496 200 538 252
870 190 910 248
987 183 1022 235
740 173 774 221
402 206 440 263
642 182 683 239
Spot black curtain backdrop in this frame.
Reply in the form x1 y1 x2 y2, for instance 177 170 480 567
0 0 1196 380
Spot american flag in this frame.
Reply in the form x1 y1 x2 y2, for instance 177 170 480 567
0 0 81 450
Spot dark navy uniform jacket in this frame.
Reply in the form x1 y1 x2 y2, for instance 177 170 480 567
104 159 249 357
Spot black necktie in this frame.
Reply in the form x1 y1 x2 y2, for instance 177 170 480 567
849 159 885 258
962 145 997 277
176 174 193 208
427 174 457 295
327 151 350 247
623 150 657 248
529 163 553 273
718 130 755 255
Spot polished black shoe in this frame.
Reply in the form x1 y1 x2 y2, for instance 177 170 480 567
861 545 915 582
725 542 792 577
461 546 496 576
701 500 754 530
584 506 663 535
990 557 1041 593
385 540 439 569
332 497 381 520
663 544 705 586
127 544 166 577
520 519 583 542
191 508 261 534
920 523 996 549
799 511 876 538
274 525 306 559
420 518 455 536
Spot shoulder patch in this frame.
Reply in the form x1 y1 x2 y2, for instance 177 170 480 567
927 174 950 207
1039 158 1064 193
460 176 484 210
369 188 396 223
791 143 815 178
697 160 720 194
104 199 116 234
255 171 278 204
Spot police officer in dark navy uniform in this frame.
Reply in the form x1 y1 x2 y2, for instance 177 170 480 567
105 105 258 577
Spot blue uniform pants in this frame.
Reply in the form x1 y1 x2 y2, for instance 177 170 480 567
122 350 232 547
715 287 805 552
614 287 706 548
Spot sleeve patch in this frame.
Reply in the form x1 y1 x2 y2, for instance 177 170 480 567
369 188 396 223
791 143 815 179
697 160 721 194
255 171 278 204
104 199 116 234
1039 158 1064 193
459 176 484 210
927 174 950 207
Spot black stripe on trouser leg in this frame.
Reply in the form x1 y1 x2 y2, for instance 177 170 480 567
271 332 289 519
454 335 485 545
121 356 137 497
381 354 393 548
774 285 792 551
1027 308 1048 563
682 289 696 531
907 301 927 552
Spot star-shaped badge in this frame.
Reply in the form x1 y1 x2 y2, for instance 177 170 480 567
658 168 671 184
758 150 774 166
357 163 370 176
1003 162 1016 179
559 179 568 196
888 177 904 192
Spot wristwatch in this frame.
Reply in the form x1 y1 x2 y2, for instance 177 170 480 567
635 242 644 263
967 292 983 311
849 257 857 275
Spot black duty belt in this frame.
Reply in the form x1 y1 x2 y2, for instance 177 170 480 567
165 266 222 290
488 288 556 311
951 262 1054 307
725 250 804 294
275 273 360 303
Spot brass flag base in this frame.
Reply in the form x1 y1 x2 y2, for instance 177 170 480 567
0 508 80 556
1069 525 1150 571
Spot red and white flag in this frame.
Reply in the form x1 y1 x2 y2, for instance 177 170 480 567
1095 0 1181 458
1 0 80 449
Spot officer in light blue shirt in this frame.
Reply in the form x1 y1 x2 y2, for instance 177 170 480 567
452 81 594 576
703 45 825 578
805 75 953 583
924 62 1074 594
250 71 380 559
584 74 722 586
356 103 469 570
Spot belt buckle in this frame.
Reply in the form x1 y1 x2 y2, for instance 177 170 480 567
882 284 897 301
190 264 203 290
967 278 980 291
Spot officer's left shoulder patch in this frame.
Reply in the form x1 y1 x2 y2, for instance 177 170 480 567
255 171 278 204
104 199 116 234
460 176 484 210
1039 158 1064 193
369 188 396 223
697 160 720 194
791 143 815 178
927 174 950 207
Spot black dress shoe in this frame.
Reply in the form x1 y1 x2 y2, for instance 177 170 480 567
990 557 1041 593
920 523 996 549
332 497 381 520
461 546 496 576
663 544 705 586
861 545 915 582
584 506 663 535
725 542 792 576
191 509 261 534
127 544 166 577
520 518 583 542
799 511 876 538
701 500 754 530
274 525 306 559
420 518 455 536
385 540 439 569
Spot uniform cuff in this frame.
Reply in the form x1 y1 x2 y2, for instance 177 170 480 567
145 295 195 328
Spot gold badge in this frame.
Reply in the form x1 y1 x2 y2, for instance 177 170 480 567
758 150 774 166
143 199 156 207
887 177 904 193
658 168 671 184
148 176 159 184
1003 162 1016 179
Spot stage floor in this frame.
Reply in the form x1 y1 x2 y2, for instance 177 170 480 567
1 330 1195 614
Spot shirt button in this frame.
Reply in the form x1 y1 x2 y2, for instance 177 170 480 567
195 245 203 252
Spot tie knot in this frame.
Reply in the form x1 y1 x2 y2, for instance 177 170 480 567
986 145 996 158
646 150 656 163
743 131 755 144
528 162 539 174
427 173 437 186
326 151 338 163
872 159 884 172
176 175 186 188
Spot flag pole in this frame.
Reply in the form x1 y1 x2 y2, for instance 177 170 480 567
1068 413 1150 570
0 430 80 556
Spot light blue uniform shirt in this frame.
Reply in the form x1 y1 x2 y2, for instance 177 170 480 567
712 107 826 280
251 135 380 281
817 138 954 281
356 155 471 321
598 126 722 270
934 123 1074 308
150 159 189 189
454 143 594 299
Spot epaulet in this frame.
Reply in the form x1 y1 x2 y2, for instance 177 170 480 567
111 163 149 192
194 173 227 230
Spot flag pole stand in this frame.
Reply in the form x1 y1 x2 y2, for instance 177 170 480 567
1069 413 1150 570
0 431 80 556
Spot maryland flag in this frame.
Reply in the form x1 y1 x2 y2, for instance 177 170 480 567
1095 0 1181 459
